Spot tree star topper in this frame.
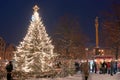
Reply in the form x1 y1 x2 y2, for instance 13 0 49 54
33 5 39 12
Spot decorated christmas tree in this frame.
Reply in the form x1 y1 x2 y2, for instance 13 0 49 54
14 5 57 73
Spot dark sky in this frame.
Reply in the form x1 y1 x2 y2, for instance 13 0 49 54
0 0 112 46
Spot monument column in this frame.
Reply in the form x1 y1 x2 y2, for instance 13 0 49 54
95 17 99 55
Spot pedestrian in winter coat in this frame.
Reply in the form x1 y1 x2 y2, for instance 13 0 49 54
106 62 111 74
6 61 13 80
82 60 89 80
117 61 120 72
110 60 114 76
102 61 107 74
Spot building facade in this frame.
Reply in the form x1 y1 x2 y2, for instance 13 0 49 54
0 37 6 60
5 44 15 60
0 37 15 61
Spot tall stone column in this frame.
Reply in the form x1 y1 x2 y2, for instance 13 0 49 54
95 17 99 55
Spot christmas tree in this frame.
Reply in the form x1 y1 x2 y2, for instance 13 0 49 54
14 5 57 73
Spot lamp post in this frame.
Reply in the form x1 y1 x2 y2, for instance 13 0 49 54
85 48 88 59
99 49 104 56
95 16 99 55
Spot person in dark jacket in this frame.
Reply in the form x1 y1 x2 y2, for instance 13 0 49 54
6 61 13 80
110 60 114 76
102 60 107 74
75 62 79 72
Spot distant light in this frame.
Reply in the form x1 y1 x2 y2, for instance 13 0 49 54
85 48 88 51
32 16 35 21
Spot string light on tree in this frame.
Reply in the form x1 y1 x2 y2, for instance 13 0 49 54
14 5 57 73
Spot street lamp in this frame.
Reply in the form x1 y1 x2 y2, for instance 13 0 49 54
85 48 88 59
99 49 104 56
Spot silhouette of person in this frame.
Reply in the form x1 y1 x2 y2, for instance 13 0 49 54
6 61 13 80
82 60 89 80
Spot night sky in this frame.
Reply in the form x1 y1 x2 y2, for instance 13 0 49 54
0 0 112 46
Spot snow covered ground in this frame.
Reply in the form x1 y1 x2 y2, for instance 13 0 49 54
26 72 120 80
2 72 120 80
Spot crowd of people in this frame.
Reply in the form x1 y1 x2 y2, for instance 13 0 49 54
91 60 120 75
2 59 120 80
75 59 120 76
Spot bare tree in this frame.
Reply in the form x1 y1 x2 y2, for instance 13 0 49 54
101 1 120 59
52 15 88 59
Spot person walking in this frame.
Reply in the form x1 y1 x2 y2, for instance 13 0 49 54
6 61 13 80
107 62 111 74
110 60 114 76
102 60 107 74
82 60 89 80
